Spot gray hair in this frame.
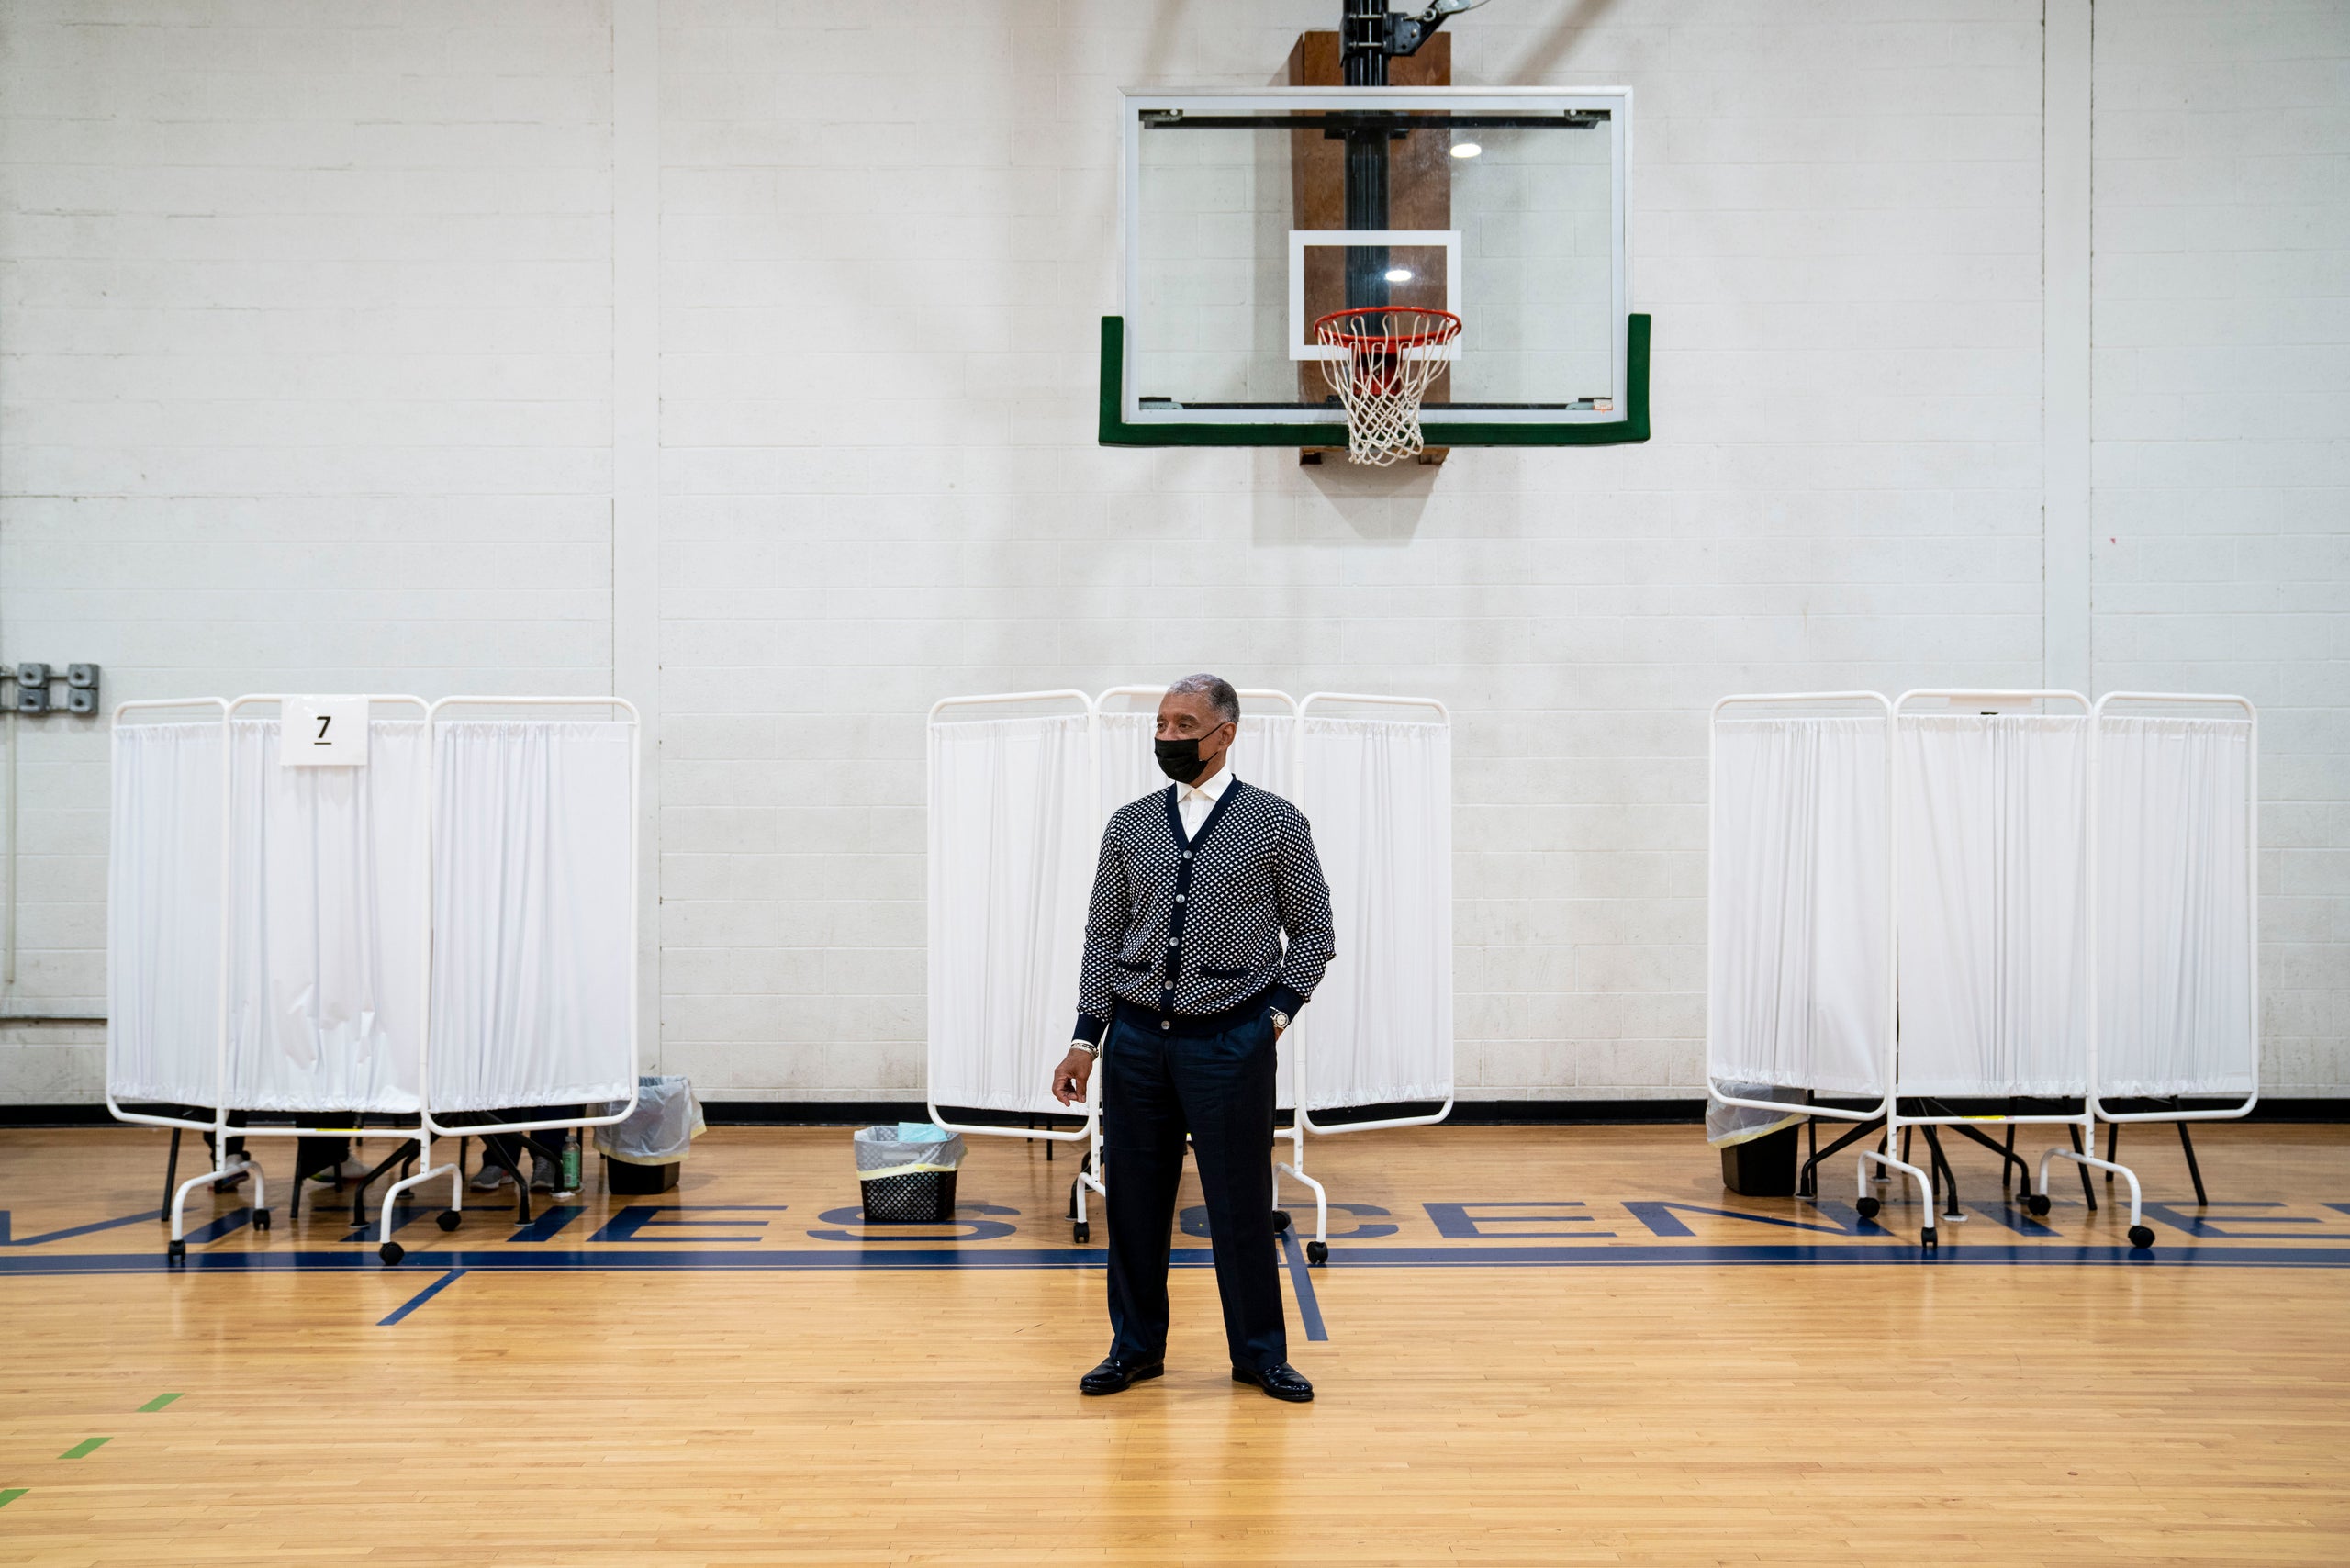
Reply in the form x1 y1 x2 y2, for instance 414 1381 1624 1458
1167 672 1240 724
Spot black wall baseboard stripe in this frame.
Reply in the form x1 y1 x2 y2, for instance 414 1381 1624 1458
6 1099 2347 1130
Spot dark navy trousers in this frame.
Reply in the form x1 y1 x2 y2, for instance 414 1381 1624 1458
1102 1002 1288 1373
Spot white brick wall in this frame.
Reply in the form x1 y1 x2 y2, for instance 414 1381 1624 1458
654 0 2048 1101
0 0 615 1086
2092 1 2350 1097
1 0 2343 1103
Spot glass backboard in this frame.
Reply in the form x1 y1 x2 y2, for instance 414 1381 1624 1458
1112 87 1637 444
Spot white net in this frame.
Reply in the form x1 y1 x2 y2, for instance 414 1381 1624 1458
1315 308 1462 466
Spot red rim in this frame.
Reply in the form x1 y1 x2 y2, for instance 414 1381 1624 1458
1313 306 1462 350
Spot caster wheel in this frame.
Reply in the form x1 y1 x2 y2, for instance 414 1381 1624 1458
2128 1225 2155 1250
166 1239 187 1263
1920 1227 1938 1250
379 1241 405 1266
436 1210 463 1232
1855 1196 1881 1221
1072 1222 1091 1244
2025 1193 2053 1217
252 1207 272 1232
1270 1210 1291 1233
1305 1240 1328 1266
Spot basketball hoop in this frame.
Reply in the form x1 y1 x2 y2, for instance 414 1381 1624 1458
1313 305 1462 466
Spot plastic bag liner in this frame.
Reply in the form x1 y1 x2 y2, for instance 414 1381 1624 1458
855 1124 966 1180
1707 1082 1808 1148
595 1074 707 1166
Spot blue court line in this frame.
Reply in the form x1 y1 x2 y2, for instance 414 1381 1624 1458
1278 1227 1329 1342
340 1205 444 1245
12 1242 2350 1277
338 1201 543 1245
508 1205 585 1243
332 1203 524 1244
179 1209 252 1246
377 1268 465 1326
0 1209 164 1247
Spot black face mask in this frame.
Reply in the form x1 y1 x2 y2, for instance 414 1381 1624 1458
1154 733 1219 782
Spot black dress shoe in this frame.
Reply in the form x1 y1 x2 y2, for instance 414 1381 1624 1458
1079 1356 1164 1396
1232 1362 1314 1403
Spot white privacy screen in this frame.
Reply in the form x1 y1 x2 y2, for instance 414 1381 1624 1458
109 721 229 1107
926 713 1096 1114
110 719 431 1114
429 721 636 1112
1288 716 1453 1112
1708 716 1889 1096
2094 715 2256 1097
1896 716 2089 1097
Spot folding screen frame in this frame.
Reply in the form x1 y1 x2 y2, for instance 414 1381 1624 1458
923 689 1103 1235
108 694 432 1257
2085 691 2261 1138
106 695 265 1249
107 693 643 1265
1704 692 1932 1235
1707 687 2262 1251
393 695 644 1262
1887 689 2148 1249
924 684 1456 1262
1276 692 1458 1260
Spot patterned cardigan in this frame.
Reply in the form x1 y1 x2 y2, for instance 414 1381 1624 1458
1072 778 1337 1045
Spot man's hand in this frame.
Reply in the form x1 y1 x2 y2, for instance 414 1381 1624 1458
1053 1047 1096 1106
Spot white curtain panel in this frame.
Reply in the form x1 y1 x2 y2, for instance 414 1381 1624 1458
226 720 431 1114
927 713 1095 1114
1895 715 2090 1096
1289 715 1453 1112
1095 711 1163 815
2094 715 2256 1096
1244 712 1300 803
429 722 636 1112
1707 716 1889 1096
1095 707 1300 816
108 722 228 1106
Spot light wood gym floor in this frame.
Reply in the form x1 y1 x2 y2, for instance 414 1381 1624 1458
1 1119 2344 1565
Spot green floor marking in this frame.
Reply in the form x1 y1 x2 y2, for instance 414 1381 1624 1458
137 1394 183 1413
58 1438 109 1460
0 1488 26 1508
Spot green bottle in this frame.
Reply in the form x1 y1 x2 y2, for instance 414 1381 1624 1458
561 1132 581 1193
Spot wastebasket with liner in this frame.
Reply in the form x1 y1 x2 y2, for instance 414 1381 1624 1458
1707 1083 1808 1198
854 1123 967 1222
595 1075 706 1194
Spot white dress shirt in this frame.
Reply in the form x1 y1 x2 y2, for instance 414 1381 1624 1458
1176 765 1235 839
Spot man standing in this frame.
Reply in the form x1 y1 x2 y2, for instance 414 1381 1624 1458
1051 674 1336 1404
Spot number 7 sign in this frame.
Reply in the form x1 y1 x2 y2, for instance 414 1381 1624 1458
280 696 371 767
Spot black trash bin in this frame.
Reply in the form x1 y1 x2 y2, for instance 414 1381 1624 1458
594 1074 704 1196
1719 1122 1800 1197
854 1126 967 1223
604 1157 680 1195
1708 1085 1807 1198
